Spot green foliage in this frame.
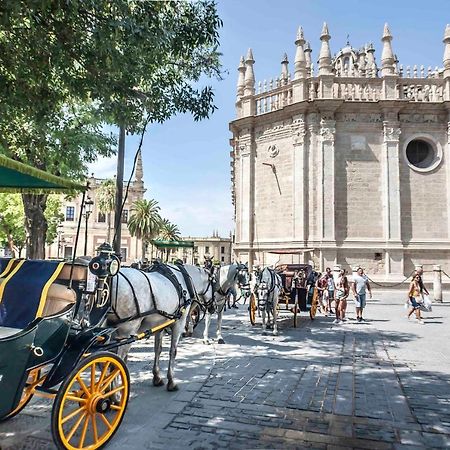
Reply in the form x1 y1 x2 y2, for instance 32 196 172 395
0 193 25 255
158 218 181 241
0 0 223 132
128 199 162 242
45 195 64 245
96 179 116 215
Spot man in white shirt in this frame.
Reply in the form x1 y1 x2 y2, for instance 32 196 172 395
352 267 372 322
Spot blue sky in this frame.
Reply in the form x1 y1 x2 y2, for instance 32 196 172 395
89 0 449 237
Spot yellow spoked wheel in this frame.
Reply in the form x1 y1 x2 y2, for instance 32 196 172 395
1 368 42 421
51 352 130 450
249 293 257 326
310 288 318 320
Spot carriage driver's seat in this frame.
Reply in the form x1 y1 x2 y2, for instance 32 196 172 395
0 260 79 339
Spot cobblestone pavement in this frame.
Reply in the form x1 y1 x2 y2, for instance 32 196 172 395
1 291 450 449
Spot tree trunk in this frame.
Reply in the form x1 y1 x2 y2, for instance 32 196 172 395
141 239 146 261
22 193 48 259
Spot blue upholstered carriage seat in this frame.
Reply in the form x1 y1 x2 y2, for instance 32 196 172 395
0 260 83 339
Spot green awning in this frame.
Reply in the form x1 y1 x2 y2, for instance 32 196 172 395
0 153 86 193
152 240 194 249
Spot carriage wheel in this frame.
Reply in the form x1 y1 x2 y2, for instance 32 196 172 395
309 288 318 320
0 368 42 422
51 352 129 450
249 293 257 326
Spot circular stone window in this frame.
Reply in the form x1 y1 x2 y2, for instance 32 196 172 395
405 139 438 171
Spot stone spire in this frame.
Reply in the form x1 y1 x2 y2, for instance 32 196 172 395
381 23 395 76
236 55 245 99
366 43 377 77
318 22 332 75
294 26 307 79
281 52 289 83
304 41 312 74
443 24 450 77
244 48 255 96
134 149 144 191
358 46 366 76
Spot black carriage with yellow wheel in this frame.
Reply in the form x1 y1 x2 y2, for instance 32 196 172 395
0 154 174 449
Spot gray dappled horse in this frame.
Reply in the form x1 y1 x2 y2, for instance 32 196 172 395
255 267 282 335
108 266 191 391
184 263 249 344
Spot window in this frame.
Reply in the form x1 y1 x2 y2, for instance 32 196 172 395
193 246 198 253
221 246 225 254
205 246 210 254
120 247 128 261
121 209 128 224
65 206 75 221
194 258 198 265
406 140 434 169
221 256 225 262
98 212 106 223
64 246 73 259
374 252 382 261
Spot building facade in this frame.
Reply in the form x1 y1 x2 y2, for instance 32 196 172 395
167 232 232 265
46 152 145 264
230 23 450 279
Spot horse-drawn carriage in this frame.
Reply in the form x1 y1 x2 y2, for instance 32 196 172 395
249 263 319 330
0 155 182 449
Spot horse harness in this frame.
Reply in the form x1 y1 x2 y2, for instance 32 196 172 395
109 261 193 325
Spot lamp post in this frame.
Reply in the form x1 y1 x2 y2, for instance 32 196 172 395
83 196 94 256
56 224 64 259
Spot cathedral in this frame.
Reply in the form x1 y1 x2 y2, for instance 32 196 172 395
229 23 450 280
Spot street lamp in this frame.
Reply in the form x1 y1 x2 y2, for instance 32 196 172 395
57 224 64 259
83 196 94 256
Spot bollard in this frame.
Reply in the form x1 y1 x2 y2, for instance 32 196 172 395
433 265 443 303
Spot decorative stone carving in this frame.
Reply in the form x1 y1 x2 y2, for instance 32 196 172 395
320 119 336 141
400 113 439 123
267 144 279 158
239 143 251 156
340 113 382 123
291 116 306 145
255 121 291 142
383 122 401 142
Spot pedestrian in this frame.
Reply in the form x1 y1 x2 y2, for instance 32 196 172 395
352 267 372 322
407 274 425 324
325 267 335 314
414 266 430 296
316 272 329 315
334 268 349 324
290 270 303 304
306 269 316 307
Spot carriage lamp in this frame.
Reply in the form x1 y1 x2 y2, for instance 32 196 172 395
89 242 121 278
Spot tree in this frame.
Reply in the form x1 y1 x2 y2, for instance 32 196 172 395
158 218 181 262
96 179 116 243
128 199 162 261
0 194 26 257
0 1 223 258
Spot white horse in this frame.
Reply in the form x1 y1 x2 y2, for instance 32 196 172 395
254 267 282 335
108 265 192 391
183 262 249 344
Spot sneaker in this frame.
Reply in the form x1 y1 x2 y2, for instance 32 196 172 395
417 319 425 324
333 319 340 324
357 317 362 322
341 318 347 323
360 317 365 322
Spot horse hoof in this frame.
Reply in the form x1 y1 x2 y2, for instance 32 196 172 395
153 377 165 387
217 338 225 344
167 382 179 392
273 331 279 336
203 339 210 345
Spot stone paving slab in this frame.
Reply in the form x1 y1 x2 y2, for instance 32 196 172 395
1 291 449 449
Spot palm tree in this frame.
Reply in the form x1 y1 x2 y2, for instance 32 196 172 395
96 178 116 243
128 199 161 260
159 218 181 261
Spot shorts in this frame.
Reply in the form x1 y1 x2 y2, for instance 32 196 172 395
409 296 422 310
328 289 335 299
355 293 366 308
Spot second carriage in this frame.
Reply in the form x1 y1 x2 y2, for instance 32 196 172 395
249 263 319 328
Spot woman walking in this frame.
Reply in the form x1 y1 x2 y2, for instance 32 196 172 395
334 268 350 324
407 274 425 324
